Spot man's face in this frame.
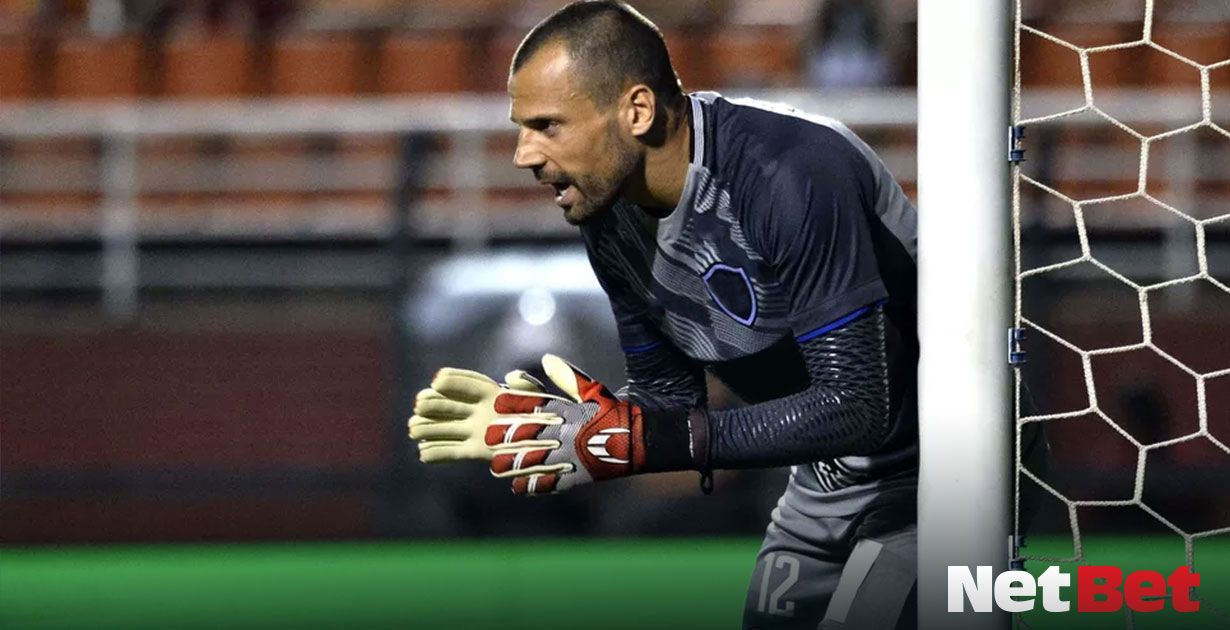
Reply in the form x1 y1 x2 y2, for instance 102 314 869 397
509 43 640 225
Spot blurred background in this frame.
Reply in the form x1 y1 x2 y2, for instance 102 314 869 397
0 0 1226 561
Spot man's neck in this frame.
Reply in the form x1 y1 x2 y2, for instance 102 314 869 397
631 102 692 216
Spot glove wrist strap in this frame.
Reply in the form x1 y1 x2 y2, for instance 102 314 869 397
640 407 693 473
640 406 714 494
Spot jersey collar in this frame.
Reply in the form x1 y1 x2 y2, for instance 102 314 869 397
652 94 711 246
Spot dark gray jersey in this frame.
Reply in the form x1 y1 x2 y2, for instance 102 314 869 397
581 92 918 510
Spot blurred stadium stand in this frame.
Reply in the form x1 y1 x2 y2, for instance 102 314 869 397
1 0 1228 543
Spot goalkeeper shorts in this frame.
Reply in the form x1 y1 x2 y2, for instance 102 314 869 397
743 479 917 630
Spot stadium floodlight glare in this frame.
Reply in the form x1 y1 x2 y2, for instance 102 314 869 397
917 0 1012 629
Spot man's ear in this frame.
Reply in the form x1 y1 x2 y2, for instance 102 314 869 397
623 84 657 138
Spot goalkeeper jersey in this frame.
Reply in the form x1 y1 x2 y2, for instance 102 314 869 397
579 92 918 505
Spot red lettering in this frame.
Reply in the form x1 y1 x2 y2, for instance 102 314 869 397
1168 566 1200 612
1124 570 1165 612
1077 566 1123 612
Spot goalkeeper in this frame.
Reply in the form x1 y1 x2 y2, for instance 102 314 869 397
411 2 921 628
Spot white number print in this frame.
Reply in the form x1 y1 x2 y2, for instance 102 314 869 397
756 552 800 617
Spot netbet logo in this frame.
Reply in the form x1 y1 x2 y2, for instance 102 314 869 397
948 565 1200 613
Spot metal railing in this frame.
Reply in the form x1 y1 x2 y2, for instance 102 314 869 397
1 88 1226 320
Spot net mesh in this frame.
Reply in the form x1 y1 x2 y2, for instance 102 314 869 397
1012 0 1230 626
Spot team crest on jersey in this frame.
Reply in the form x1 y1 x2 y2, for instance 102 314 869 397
702 263 757 326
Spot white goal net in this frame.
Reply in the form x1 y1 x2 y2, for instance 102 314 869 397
1012 0 1230 627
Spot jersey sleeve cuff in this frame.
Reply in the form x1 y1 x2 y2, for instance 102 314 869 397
789 278 889 340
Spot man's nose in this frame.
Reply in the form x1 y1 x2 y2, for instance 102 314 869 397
513 132 545 169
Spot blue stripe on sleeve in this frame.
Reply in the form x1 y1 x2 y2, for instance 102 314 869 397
622 342 661 354
795 301 886 343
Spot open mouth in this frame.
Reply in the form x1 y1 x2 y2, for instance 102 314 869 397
546 181 576 207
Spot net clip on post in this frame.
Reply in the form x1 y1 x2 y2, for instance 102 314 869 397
1008 125 1026 163
1009 534 1027 570
1008 327 1027 365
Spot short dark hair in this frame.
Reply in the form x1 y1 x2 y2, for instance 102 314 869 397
511 1 684 108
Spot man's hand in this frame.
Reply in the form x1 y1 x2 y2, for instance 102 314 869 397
409 367 559 464
409 354 647 495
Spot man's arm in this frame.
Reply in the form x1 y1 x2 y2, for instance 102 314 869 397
638 302 894 475
607 325 712 476
408 310 894 494
619 341 707 410
706 303 893 467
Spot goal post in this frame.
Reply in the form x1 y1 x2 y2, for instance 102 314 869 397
917 0 1013 628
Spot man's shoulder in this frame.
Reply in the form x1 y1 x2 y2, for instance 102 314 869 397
705 92 849 137
696 92 870 193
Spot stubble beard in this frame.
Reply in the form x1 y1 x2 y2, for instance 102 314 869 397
563 124 641 226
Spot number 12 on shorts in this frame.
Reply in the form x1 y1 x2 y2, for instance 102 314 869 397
757 552 800 616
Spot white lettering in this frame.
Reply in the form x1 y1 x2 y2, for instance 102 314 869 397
1038 565 1071 612
994 570 1036 613
948 565 994 612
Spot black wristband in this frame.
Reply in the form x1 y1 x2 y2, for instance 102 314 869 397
641 407 695 473
688 408 714 494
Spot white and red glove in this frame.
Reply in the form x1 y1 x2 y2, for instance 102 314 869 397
409 354 647 495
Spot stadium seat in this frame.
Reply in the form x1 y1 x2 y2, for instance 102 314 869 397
378 31 469 93
1148 24 1230 83
0 38 30 100
53 35 142 99
660 27 717 90
1019 26 1084 87
707 27 801 88
404 0 510 30
1212 62 1230 120
1021 22 1144 87
163 35 249 99
131 134 398 235
271 34 362 96
471 30 526 93
637 0 724 28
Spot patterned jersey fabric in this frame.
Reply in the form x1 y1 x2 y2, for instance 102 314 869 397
581 92 918 504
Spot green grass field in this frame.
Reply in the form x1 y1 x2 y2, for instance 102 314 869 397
1 537 1226 630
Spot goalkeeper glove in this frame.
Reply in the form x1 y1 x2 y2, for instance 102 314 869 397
410 354 648 495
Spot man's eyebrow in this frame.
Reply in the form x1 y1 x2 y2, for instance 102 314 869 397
512 116 557 129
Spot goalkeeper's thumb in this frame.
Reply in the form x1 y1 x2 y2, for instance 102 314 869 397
539 353 613 404
504 369 546 393
506 354 611 404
